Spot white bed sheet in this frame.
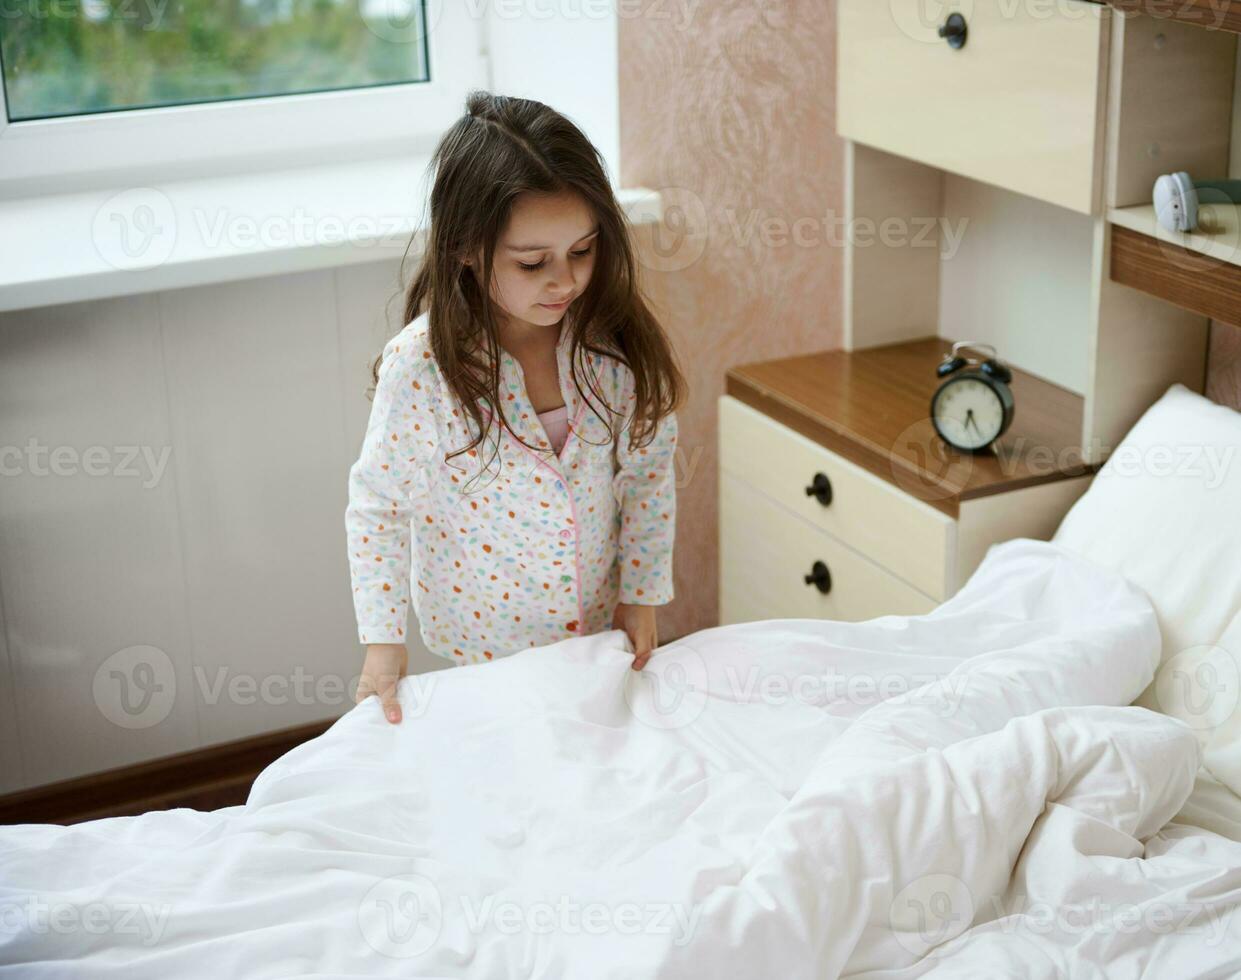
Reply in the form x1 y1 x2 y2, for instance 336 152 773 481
2 539 1240 978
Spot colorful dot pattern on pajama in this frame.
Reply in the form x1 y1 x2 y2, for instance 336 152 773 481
345 313 677 665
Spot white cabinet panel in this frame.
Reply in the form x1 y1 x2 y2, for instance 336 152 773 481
158 272 359 743
0 295 199 788
333 260 408 450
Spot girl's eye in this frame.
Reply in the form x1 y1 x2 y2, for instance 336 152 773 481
518 246 593 273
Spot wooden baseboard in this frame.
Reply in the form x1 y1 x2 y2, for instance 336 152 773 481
0 718 336 826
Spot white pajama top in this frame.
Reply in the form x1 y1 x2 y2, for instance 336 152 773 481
345 313 677 664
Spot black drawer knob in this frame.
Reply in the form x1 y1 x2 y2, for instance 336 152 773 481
804 472 833 507
939 12 967 49
804 560 832 595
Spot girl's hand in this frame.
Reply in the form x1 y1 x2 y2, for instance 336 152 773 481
612 603 658 671
356 643 408 724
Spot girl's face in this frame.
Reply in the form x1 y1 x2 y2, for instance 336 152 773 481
485 189 598 330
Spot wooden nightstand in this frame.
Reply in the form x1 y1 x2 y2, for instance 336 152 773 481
718 340 1096 625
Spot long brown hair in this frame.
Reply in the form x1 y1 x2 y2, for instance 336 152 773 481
376 90 684 474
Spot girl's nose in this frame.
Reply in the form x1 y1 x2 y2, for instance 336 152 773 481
547 255 577 290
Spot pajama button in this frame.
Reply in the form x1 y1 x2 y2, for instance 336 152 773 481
559 529 572 539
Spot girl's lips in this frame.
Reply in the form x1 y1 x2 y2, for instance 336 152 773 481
539 297 572 310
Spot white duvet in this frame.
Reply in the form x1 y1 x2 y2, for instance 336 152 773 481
3 540 1241 978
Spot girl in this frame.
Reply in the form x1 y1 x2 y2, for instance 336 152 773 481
346 91 685 724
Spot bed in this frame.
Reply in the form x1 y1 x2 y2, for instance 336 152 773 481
2 384 1240 978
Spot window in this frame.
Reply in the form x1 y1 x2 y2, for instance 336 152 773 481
1 0 431 122
0 2 486 198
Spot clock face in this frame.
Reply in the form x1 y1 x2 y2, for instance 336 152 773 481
932 376 1007 451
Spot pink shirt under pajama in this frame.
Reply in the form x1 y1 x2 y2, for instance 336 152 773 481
536 404 569 455
345 313 678 664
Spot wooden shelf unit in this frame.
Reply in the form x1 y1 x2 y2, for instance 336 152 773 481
718 1 1238 627
835 0 1227 467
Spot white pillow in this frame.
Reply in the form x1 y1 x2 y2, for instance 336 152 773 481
1053 384 1241 765
1053 383 1241 663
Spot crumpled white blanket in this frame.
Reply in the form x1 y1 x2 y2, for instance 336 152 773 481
2 539 1240 978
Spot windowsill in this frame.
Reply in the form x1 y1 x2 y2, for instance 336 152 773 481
0 155 664 314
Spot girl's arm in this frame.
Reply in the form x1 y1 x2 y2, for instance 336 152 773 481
345 337 436 647
612 378 678 609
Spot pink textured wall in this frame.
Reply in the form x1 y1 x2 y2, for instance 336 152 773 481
618 3 1240 643
620 1 845 641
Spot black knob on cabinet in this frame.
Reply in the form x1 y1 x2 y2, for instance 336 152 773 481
804 560 832 595
938 12 967 49
804 472 833 507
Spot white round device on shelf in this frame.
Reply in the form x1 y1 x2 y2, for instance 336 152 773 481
1153 171 1197 233
1153 171 1241 234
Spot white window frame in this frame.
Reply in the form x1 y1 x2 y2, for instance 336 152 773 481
0 2 488 199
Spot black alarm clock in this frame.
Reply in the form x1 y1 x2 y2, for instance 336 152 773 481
931 342 1015 453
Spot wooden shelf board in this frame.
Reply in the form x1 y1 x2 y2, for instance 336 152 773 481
1109 208 1241 326
725 338 1091 516
1110 204 1241 271
1104 0 1241 34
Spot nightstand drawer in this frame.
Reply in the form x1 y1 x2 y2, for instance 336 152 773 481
837 0 1108 214
719 395 954 599
719 473 937 625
